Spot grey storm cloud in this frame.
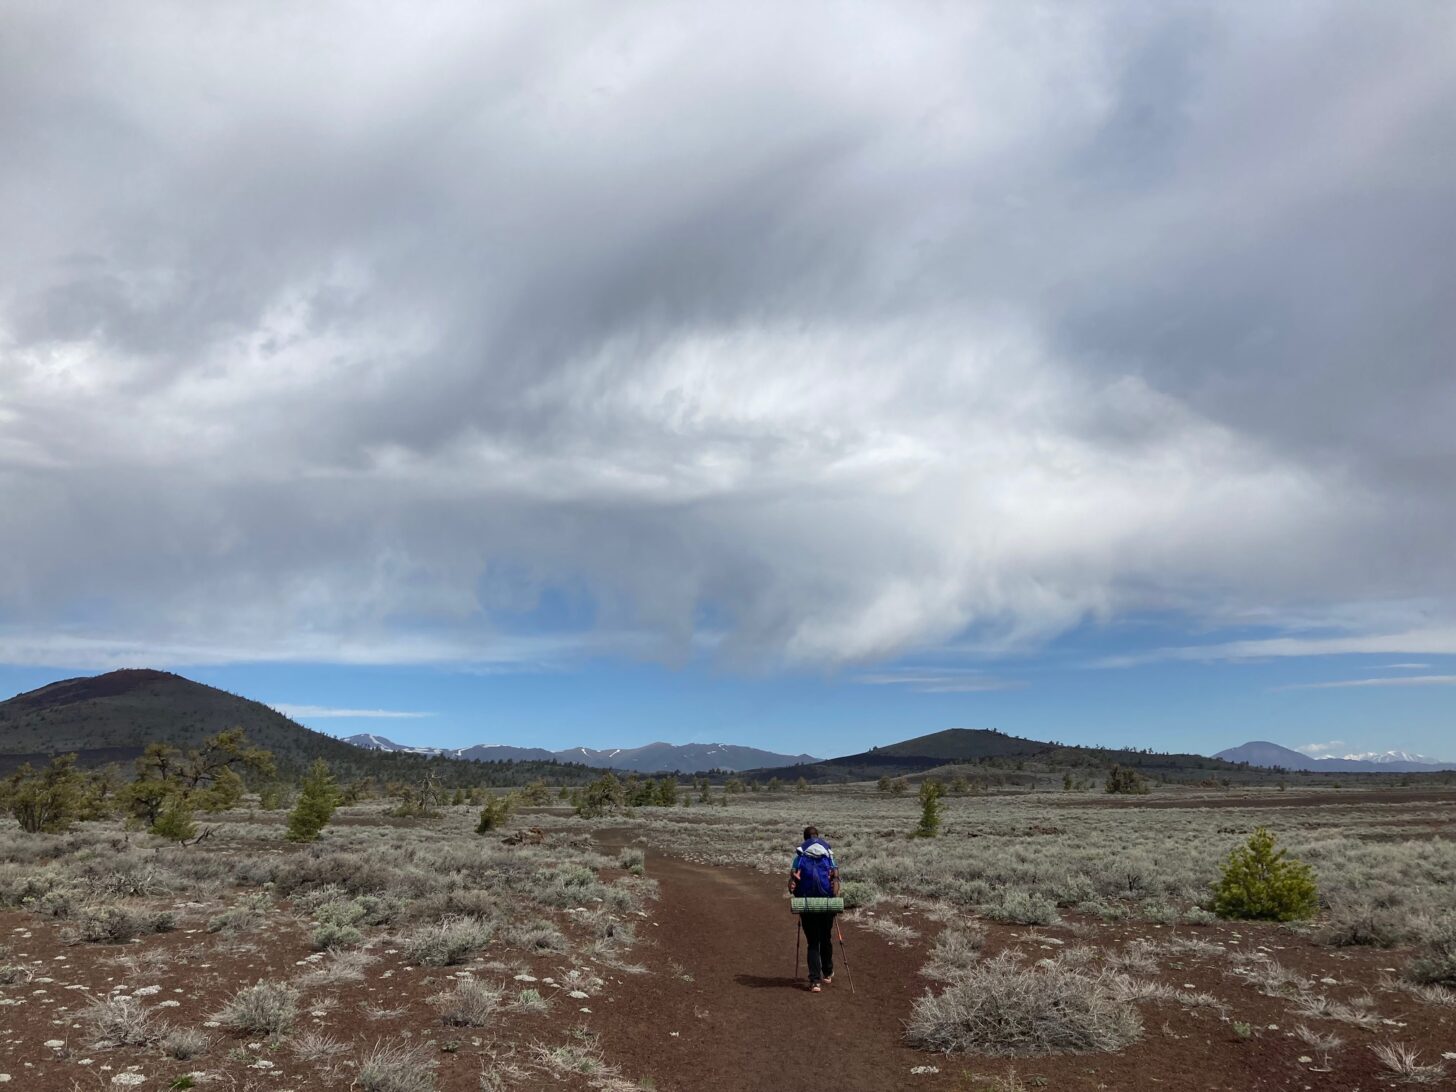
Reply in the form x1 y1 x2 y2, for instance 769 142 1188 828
1 2 1454 670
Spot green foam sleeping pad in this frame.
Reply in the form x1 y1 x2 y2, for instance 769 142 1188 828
790 896 844 913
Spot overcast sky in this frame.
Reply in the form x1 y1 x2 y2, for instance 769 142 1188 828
2 3 1454 757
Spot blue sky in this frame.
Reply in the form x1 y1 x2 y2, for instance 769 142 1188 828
3 616 1451 760
1 4 1453 763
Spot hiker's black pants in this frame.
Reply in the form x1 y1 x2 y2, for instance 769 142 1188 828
801 912 835 983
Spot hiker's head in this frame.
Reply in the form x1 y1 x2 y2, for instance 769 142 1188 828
803 825 819 840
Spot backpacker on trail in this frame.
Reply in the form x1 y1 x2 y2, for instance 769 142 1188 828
789 825 840 992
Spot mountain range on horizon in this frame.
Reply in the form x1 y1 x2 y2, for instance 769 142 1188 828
1 669 1452 783
1213 740 1456 773
341 733 818 774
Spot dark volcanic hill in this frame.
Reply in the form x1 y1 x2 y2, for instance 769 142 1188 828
745 727 1272 785
0 669 361 769
0 670 597 786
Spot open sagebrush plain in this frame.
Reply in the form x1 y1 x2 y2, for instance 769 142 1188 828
1 785 1455 1091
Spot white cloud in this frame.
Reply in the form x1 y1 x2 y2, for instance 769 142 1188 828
0 629 586 671
1280 675 1456 691
1099 627 1456 668
1296 740 1347 756
855 669 1023 694
0 4 1453 670
271 704 433 720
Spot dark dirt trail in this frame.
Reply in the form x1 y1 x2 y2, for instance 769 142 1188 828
591 836 956 1092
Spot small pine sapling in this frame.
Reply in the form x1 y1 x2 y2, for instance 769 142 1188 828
286 759 340 843
1211 826 1318 921
915 779 945 838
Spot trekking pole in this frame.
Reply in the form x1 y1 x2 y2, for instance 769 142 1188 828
835 917 856 994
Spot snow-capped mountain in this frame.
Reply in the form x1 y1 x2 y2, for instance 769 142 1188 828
342 733 455 757
554 742 818 773
1214 741 1456 772
342 734 816 772
1337 750 1436 765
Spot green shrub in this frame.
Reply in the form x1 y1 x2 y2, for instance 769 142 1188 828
207 894 271 935
1103 766 1149 795
63 906 175 945
475 793 515 833
1404 920 1456 986
311 921 365 950
151 797 197 843
985 890 1060 927
257 784 288 810
839 880 879 910
1211 827 1318 922
572 773 625 818
618 847 645 874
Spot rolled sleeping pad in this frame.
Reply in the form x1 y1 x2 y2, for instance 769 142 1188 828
790 896 845 913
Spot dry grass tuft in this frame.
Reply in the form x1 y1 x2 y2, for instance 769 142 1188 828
1370 1041 1446 1084
431 976 504 1027
213 979 299 1035
401 916 495 966
159 1025 211 1059
906 951 1142 1056
80 994 157 1048
289 1028 350 1063
357 1036 439 1092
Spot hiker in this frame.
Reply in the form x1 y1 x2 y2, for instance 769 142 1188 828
789 824 839 992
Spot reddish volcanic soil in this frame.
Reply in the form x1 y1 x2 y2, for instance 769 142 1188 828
1 831 1452 1090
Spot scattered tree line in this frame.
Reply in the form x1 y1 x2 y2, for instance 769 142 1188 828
0 727 581 845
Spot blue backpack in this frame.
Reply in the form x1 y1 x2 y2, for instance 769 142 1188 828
794 846 836 898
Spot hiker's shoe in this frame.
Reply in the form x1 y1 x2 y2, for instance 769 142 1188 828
822 976 833 985
810 982 822 993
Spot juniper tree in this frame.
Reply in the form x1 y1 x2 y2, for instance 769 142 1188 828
4 754 85 834
475 792 516 832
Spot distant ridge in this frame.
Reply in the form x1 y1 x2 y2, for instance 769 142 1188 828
1214 740 1456 773
344 734 816 773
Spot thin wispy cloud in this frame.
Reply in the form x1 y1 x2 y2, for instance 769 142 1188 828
1097 628 1456 668
1278 675 1456 691
271 704 434 720
1296 740 1347 757
855 669 1023 694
